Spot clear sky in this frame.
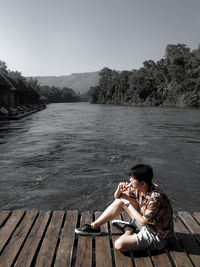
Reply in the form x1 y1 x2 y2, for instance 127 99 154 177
0 0 200 76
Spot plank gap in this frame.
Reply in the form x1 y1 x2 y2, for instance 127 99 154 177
0 210 25 256
34 211 65 266
175 233 194 266
51 211 67 267
91 212 95 267
165 249 176 267
30 211 53 267
109 238 116 267
71 212 81 267
0 210 38 266
148 249 157 267
107 220 116 267
92 236 96 267
11 211 40 266
175 234 197 266
0 210 12 228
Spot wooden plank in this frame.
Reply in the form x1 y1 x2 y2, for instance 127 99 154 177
168 235 193 266
54 210 79 267
14 210 51 267
178 211 200 244
0 210 24 252
150 251 172 267
75 212 93 267
95 236 113 267
94 212 112 267
174 214 200 267
167 215 193 267
0 210 38 266
75 234 93 267
193 212 200 224
133 251 153 267
0 210 10 227
35 211 65 267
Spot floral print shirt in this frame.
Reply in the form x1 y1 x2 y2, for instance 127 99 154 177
130 184 174 239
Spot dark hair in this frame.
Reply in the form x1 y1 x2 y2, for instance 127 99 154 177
130 164 153 186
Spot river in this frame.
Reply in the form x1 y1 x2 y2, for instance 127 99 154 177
0 103 199 212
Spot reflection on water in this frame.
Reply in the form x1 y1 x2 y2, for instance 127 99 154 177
0 103 200 212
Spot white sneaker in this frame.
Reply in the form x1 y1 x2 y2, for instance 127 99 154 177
111 219 136 232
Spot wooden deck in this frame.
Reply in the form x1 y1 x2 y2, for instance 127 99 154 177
0 210 200 266
0 109 44 120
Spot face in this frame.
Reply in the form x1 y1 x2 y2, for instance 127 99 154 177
129 175 145 190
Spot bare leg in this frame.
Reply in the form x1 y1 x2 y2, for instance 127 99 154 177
91 193 139 230
114 230 138 251
114 198 140 251
91 194 139 251
91 198 125 229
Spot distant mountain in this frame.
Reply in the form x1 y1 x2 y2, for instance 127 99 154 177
32 72 100 94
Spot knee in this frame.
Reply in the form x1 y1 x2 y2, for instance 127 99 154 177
114 239 124 251
114 198 124 207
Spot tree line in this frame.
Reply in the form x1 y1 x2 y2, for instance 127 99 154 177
28 77 81 103
89 43 200 107
0 61 81 103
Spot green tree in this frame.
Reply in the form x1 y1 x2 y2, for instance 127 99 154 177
119 71 132 102
165 43 190 84
98 67 113 103
28 77 40 90
62 87 81 102
89 86 100 103
87 43 200 107
0 60 8 74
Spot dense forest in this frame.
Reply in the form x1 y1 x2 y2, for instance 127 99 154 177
89 43 200 107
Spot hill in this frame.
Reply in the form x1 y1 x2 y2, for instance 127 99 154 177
33 72 99 94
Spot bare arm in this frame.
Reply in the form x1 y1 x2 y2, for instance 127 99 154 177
128 200 147 226
114 182 129 199
127 199 148 226
114 183 148 226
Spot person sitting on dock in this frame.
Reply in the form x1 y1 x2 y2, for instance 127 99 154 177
75 164 174 252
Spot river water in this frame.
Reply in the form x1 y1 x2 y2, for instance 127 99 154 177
0 103 200 212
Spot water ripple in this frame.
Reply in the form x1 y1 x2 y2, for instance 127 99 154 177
0 103 200 212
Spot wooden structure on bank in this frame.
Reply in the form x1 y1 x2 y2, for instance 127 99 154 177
0 210 200 266
0 72 40 108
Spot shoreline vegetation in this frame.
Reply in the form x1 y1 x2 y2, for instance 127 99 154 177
0 61 82 104
88 43 200 108
1 43 200 108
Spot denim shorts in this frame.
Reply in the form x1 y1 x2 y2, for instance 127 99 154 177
132 219 168 251
124 199 168 251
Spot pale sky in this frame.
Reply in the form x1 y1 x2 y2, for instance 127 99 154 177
0 0 199 76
